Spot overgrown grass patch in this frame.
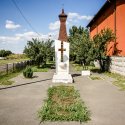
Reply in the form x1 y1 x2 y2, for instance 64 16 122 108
38 85 90 123
0 80 13 85
0 58 29 66
0 71 21 86
71 63 97 72
105 72 125 90
32 66 48 72
89 76 102 80
32 62 54 72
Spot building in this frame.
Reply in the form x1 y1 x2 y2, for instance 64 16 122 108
87 0 125 56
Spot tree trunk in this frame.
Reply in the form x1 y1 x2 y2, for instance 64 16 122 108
99 57 105 72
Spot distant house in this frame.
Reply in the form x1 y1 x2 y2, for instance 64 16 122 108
87 0 125 56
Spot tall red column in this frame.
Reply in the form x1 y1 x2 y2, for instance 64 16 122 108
58 9 68 42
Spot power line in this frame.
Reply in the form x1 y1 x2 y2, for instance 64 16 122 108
11 0 41 37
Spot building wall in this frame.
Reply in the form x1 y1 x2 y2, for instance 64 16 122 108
94 56 125 76
90 0 125 56
116 1 125 56
110 56 125 76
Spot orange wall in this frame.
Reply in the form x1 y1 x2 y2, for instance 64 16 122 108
90 0 125 56
116 1 125 56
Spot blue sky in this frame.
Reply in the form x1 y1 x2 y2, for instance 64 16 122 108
0 0 106 53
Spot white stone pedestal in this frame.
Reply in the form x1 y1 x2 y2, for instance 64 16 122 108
53 73 73 83
52 40 73 83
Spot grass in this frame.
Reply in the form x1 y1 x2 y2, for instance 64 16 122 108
105 72 125 90
0 54 29 66
71 63 97 72
0 80 13 85
0 61 54 85
0 71 21 86
0 58 29 66
32 66 48 72
89 76 102 80
38 85 90 123
32 62 54 72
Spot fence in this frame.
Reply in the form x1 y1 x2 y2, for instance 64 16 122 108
0 60 34 74
110 56 125 76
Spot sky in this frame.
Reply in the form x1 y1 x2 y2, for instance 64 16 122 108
0 0 106 53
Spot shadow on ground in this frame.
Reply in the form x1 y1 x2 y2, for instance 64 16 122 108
72 74 81 77
0 78 52 90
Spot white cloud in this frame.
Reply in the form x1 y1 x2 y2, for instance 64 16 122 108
68 12 93 21
49 21 60 30
16 31 38 40
49 20 69 31
0 36 21 44
0 32 35 44
0 31 54 53
48 30 59 40
0 31 54 45
5 20 21 30
49 12 93 32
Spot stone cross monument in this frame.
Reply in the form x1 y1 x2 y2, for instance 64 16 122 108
52 9 73 83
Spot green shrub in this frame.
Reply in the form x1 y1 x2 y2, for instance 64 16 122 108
23 66 33 78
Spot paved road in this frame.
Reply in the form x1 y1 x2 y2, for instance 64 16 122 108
75 75 125 125
0 70 125 125
0 72 53 125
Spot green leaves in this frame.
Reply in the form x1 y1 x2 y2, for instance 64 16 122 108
23 38 54 67
69 26 116 72
93 28 116 57
0 50 12 57
92 28 116 71
23 66 33 78
68 26 93 66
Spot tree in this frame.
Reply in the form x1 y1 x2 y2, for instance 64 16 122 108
5 50 12 56
68 26 93 68
23 38 54 67
0 50 12 57
92 28 116 71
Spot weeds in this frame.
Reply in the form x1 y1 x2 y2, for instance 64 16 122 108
38 85 90 123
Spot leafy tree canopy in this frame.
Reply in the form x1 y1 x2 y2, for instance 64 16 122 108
68 26 93 67
68 26 116 71
0 50 12 57
92 28 116 71
23 38 54 67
